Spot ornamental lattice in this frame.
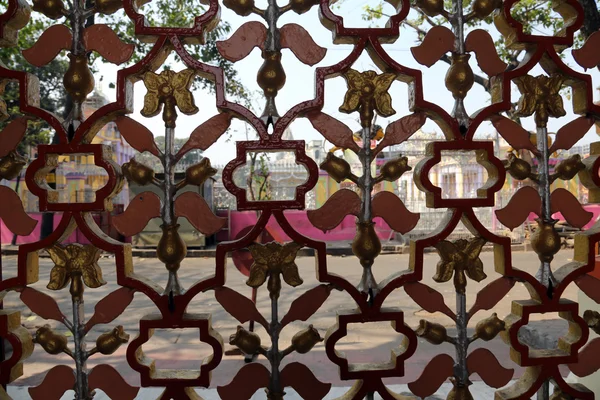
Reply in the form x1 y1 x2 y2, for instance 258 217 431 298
1 0 600 398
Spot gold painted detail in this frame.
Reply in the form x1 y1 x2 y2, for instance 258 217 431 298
471 0 502 19
434 238 487 293
514 75 566 127
473 313 505 341
339 70 396 127
141 69 198 128
246 242 303 299
64 53 95 103
185 158 217 186
553 154 585 181
229 325 262 355
156 224 187 272
445 54 474 100
352 222 382 268
530 219 561 263
257 51 286 98
0 150 27 180
32 0 65 19
377 156 411 182
505 152 532 180
95 326 130 355
34 325 71 356
416 320 448 345
447 379 474 400
122 158 155 186
290 325 323 354
416 0 445 17
223 0 255 17
46 244 105 300
319 152 352 183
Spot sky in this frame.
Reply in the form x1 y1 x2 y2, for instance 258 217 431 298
94 0 600 166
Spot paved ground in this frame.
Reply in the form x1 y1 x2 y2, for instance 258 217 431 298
0 250 578 392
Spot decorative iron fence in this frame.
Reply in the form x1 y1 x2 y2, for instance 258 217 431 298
1 0 600 398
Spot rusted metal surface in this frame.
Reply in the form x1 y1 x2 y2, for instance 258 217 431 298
1 0 600 398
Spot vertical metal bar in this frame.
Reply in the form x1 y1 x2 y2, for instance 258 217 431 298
359 127 373 223
454 291 469 387
534 126 554 290
450 0 469 129
72 296 90 399
268 289 282 399
537 381 550 400
163 127 182 295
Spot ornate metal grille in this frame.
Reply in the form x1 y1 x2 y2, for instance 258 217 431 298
1 0 600 398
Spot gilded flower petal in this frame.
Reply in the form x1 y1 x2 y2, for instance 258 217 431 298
82 262 106 288
344 69 365 91
433 260 454 283
374 92 396 117
464 237 486 260
465 259 487 282
248 243 272 264
280 242 303 264
47 246 68 268
373 72 396 95
47 265 69 290
339 90 361 114
141 93 162 118
143 71 166 91
172 69 196 90
514 75 535 96
79 245 101 265
547 95 566 118
434 240 459 262
173 89 199 115
0 99 8 122
548 75 564 94
246 262 268 288
516 97 535 117
281 263 303 287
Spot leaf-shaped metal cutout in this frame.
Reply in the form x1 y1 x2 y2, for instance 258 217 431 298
216 21 267 62
22 24 72 67
174 192 227 235
495 186 541 230
281 284 332 327
372 191 420 234
280 23 327 66
114 117 161 157
306 112 360 153
0 186 37 236
465 29 507 76
112 192 161 237
307 189 361 232
176 113 232 159
575 275 600 305
20 287 67 323
0 117 27 157
83 25 134 65
468 277 515 320
490 115 539 155
568 337 600 377
467 348 513 388
214 287 269 330
410 26 455 67
280 362 331 400
89 364 139 400
404 282 456 320
374 113 427 154
217 363 271 400
407 353 454 397
85 287 136 332
549 116 595 154
28 365 75 400
551 188 593 228
573 30 600 69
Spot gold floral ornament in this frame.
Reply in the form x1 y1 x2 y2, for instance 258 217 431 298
46 244 105 299
141 69 198 128
339 69 396 127
433 237 486 293
514 75 566 127
247 242 303 299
